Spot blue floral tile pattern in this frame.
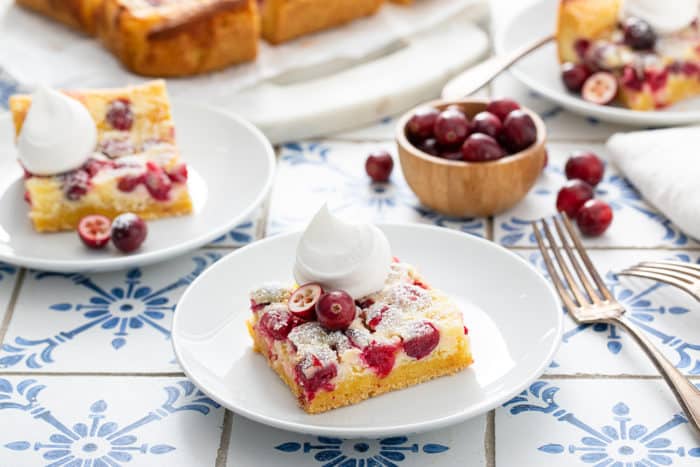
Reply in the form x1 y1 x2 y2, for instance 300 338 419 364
209 211 261 247
494 143 697 248
275 436 449 466
226 414 487 467
267 141 486 238
500 380 700 467
522 249 700 376
0 251 222 372
0 376 223 467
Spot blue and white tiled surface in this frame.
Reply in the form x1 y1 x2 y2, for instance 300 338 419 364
2 17 700 467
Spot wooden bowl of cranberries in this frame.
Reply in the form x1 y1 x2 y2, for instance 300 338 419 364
396 98 546 218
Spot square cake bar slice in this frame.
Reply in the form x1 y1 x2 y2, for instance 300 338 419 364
10 80 193 232
247 260 473 414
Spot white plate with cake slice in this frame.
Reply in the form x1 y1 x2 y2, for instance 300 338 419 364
172 223 563 437
0 99 275 272
495 0 700 127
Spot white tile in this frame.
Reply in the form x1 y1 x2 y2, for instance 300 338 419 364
492 75 633 142
518 249 700 376
0 250 224 372
0 262 19 325
494 142 698 248
208 209 262 247
0 376 223 467
497 379 700 467
267 141 487 238
227 414 486 467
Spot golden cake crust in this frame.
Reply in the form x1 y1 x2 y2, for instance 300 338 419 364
15 0 260 77
260 0 384 44
16 0 104 33
97 0 259 77
250 326 472 414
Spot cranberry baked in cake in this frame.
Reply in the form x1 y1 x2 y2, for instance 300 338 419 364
9 80 193 232
246 206 473 414
556 0 700 110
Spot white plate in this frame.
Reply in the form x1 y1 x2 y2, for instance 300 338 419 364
495 0 700 127
0 100 275 272
172 224 563 437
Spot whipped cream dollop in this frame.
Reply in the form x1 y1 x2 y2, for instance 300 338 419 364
17 86 97 175
620 0 698 35
293 205 392 299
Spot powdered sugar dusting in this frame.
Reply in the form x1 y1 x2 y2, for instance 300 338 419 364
250 283 291 304
288 322 339 367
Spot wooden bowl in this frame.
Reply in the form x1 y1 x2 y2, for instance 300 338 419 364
396 99 547 218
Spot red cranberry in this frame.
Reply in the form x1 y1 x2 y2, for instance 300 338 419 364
105 98 134 131
62 170 90 201
78 215 111 249
461 133 506 162
416 138 440 157
403 321 440 360
144 162 172 201
295 359 337 398
565 151 605 186
361 343 399 378
23 190 31 205
621 66 644 92
623 17 656 50
646 69 668 93
166 164 188 184
118 174 145 192
365 151 394 183
561 62 592 93
364 305 389 331
470 111 502 138
582 72 618 105
406 106 439 140
288 283 323 320
83 158 113 178
111 213 147 253
433 108 469 147
556 180 594 218
574 39 591 59
316 290 356 331
259 308 299 340
576 199 613 237
501 110 537 153
486 98 520 122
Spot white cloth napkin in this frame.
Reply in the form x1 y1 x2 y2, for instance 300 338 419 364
0 0 486 99
607 126 700 240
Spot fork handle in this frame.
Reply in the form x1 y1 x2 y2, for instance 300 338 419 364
613 315 700 430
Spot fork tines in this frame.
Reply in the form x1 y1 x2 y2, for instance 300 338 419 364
619 260 700 301
532 215 619 321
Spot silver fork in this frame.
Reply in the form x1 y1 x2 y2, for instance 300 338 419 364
533 215 700 431
618 261 700 301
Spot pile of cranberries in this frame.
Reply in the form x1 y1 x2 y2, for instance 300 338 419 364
403 98 537 162
555 151 613 237
78 212 148 253
560 17 659 105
